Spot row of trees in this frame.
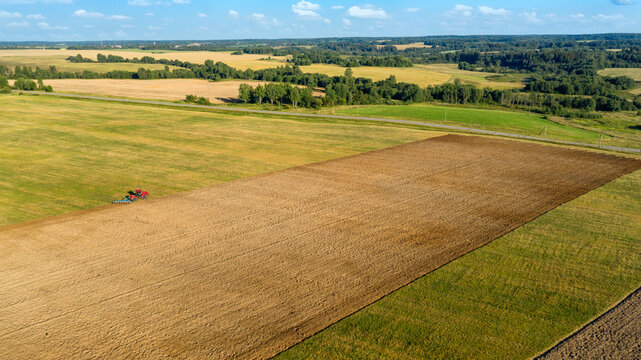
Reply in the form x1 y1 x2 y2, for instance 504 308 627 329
0 75 53 92
525 75 636 96
238 83 318 107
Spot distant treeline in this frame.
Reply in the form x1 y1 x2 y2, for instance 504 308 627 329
2 53 639 116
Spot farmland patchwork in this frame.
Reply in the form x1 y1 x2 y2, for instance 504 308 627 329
0 135 639 359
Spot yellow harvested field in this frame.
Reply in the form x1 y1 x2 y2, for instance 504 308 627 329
36 79 269 102
376 42 433 50
300 63 451 87
417 64 525 89
1 135 639 359
0 49 288 70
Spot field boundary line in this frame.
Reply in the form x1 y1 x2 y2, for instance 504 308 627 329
14 90 641 154
533 285 641 359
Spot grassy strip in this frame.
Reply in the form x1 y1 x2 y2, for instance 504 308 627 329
0 94 433 226
330 104 602 143
276 170 641 359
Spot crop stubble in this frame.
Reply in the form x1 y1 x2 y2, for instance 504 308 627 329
1 135 639 359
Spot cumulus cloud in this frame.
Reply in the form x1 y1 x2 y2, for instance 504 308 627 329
521 11 542 23
128 0 152 5
406 8 420 13
346 5 388 19
593 13 626 21
172 0 189 4
447 4 473 17
228 10 239 18
342 18 351 26
478 6 508 16
0 10 22 18
26 13 44 19
0 0 72 3
108 14 131 20
37 22 69 30
73 9 104 18
5 20 29 27
292 1 321 18
331 5 344 10
570 13 585 18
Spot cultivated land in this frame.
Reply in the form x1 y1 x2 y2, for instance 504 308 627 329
299 63 451 87
1 135 638 359
278 169 641 360
1 49 524 89
538 286 641 360
38 79 271 102
0 94 433 226
0 49 287 71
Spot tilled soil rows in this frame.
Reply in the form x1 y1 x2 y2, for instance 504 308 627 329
537 286 641 360
1 135 639 360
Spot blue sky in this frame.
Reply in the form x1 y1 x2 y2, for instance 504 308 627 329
0 0 638 41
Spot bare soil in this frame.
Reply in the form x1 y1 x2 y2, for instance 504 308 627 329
1 135 639 360
538 287 641 360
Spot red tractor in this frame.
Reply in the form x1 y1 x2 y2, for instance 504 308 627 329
112 189 149 204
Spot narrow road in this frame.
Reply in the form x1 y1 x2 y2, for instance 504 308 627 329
16 90 641 154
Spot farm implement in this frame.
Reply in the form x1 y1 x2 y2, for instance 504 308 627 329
112 189 149 204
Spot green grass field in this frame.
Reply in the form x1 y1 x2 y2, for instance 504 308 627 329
276 169 641 359
0 94 436 226
598 68 641 81
328 104 602 143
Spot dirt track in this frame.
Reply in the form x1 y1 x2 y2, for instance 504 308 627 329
538 286 641 360
1 135 639 360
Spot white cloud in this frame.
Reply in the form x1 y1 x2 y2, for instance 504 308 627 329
73 9 104 18
172 0 189 3
478 6 508 16
37 22 69 30
144 12 155 16
5 20 29 27
128 0 152 5
331 5 344 10
521 12 542 23
570 13 585 19
228 10 239 18
251 13 265 21
342 18 351 26
0 0 72 3
197 12 206 18
447 4 472 17
0 10 22 18
346 5 388 19
26 13 45 19
323 18 331 24
292 0 321 18
108 14 131 20
148 25 162 30
611 0 634 5
406 8 420 13
593 13 625 21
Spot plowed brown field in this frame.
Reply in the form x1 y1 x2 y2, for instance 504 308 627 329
1 135 639 360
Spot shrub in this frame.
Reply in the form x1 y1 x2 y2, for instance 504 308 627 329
0 85 11 94
13 78 37 91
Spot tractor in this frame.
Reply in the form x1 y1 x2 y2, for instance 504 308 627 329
112 189 149 204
